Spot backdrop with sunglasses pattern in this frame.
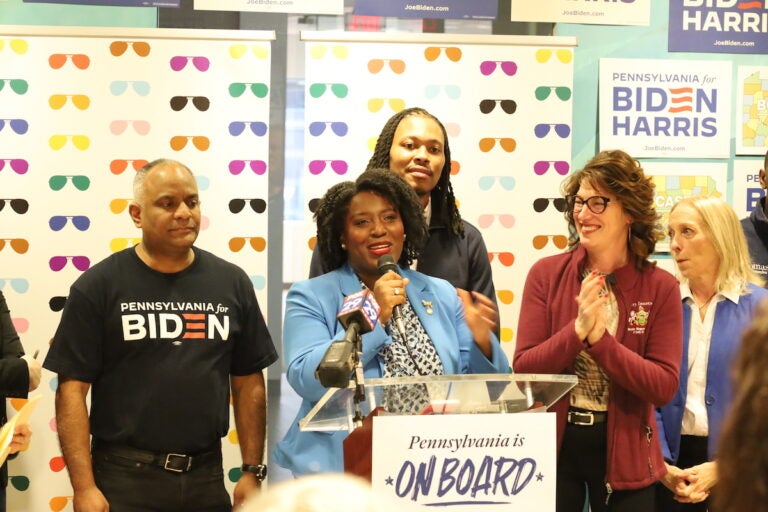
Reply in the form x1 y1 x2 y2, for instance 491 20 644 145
0 26 273 511
302 32 576 361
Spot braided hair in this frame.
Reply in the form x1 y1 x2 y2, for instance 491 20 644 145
366 107 464 238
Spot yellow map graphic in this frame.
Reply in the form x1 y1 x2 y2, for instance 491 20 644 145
651 175 722 249
743 71 768 148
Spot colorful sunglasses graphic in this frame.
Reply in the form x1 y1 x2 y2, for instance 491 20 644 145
109 80 151 96
308 159 348 175
478 176 515 191
450 160 461 175
479 99 516 114
229 160 267 175
478 214 515 229
229 121 268 136
424 85 460 100
535 86 572 101
480 61 517 76
533 197 567 213
535 48 573 64
444 122 461 138
488 251 515 266
169 55 210 72
170 135 210 151
534 160 570 175
0 39 28 55
534 123 571 138
110 120 151 136
367 58 405 74
424 46 461 62
49 496 74 512
0 238 29 254
110 159 148 175
229 44 269 59
533 234 568 250
497 289 514 305
479 137 516 153
49 134 90 150
49 215 91 232
49 53 90 69
309 45 348 60
229 198 266 214
49 175 91 191
0 79 28 95
250 275 266 290
309 83 348 99
110 41 151 57
229 82 269 98
0 198 29 213
109 198 132 214
170 95 210 111
49 296 68 312
229 237 266 252
109 237 141 252
49 255 91 272
49 94 90 110
308 198 320 213
368 97 406 112
308 121 348 137
0 119 28 134
0 278 28 294
0 158 28 174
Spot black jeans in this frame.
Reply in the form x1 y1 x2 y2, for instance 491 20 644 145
557 422 655 512
92 449 231 512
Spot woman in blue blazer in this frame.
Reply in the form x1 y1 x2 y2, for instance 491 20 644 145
657 196 768 511
274 168 509 477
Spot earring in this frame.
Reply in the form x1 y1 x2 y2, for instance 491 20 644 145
341 243 346 250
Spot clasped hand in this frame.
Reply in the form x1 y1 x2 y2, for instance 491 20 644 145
574 271 608 346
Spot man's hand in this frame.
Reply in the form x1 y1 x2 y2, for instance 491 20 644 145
232 472 261 510
73 485 109 512
21 354 41 391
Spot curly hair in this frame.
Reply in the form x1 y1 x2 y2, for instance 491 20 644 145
561 149 663 270
366 107 464 238
314 168 428 271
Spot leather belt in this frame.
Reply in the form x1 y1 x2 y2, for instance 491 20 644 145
567 408 607 426
92 440 220 473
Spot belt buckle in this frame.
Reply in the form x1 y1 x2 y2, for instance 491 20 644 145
164 453 192 473
569 411 594 426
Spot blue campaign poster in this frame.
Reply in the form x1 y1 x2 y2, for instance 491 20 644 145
354 0 496 20
23 0 179 6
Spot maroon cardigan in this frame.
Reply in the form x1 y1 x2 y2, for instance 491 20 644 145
514 246 682 491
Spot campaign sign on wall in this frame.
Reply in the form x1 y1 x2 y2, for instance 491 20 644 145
354 0 497 20
194 0 342 14
599 58 732 158
372 413 556 510
511 0 650 26
23 0 178 5
669 0 768 54
733 157 764 217
737 65 768 155
643 161 727 251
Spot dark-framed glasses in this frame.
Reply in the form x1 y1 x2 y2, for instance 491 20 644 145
567 195 611 214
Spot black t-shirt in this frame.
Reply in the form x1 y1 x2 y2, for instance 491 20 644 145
44 247 278 453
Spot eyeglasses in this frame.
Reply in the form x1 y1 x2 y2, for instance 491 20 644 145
534 123 571 138
0 119 28 134
308 121 348 137
424 46 462 62
170 56 210 72
309 83 348 99
109 237 141 252
0 159 28 174
49 134 90 150
0 238 29 254
367 97 406 112
49 255 91 272
229 237 266 252
535 86 572 101
488 252 515 266
534 160 570 175
229 159 267 175
170 96 210 111
49 496 74 512
109 80 150 96
424 85 460 100
49 215 91 232
49 53 90 69
308 160 348 175
533 234 568 250
109 198 131 214
479 137 516 153
110 120 151 136
533 197 567 213
497 289 514 305
49 175 91 191
49 94 90 110
228 121 268 137
479 61 517 76
110 159 148 175
170 135 210 151
229 198 266 214
478 176 515 191
567 195 612 214
0 278 28 294
479 99 516 114
49 296 68 312
229 44 269 59
309 45 348 60
478 214 515 229
0 39 28 55
367 59 405 74
228 82 269 98
0 79 28 95
0 199 29 214
535 48 573 64
109 41 151 57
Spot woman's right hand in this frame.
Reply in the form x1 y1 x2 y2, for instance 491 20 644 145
372 271 408 326
574 271 608 345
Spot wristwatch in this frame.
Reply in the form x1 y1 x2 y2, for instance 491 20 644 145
241 463 267 481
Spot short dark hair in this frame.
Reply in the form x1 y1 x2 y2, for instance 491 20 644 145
366 107 464 238
314 168 428 271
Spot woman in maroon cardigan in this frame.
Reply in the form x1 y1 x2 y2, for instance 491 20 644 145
514 149 683 512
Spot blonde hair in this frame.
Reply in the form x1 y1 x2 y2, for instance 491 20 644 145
669 195 764 292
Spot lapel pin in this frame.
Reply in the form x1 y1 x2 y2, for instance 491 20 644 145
422 300 433 314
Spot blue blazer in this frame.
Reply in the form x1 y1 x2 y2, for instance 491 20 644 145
273 262 510 476
656 284 768 462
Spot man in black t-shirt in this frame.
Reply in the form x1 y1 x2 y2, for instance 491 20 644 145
44 159 278 512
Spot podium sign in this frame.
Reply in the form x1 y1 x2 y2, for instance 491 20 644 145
371 413 556 510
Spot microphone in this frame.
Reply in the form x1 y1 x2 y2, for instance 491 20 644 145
315 289 380 388
376 254 407 341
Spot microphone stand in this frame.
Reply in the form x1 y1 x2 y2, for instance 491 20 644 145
350 323 366 428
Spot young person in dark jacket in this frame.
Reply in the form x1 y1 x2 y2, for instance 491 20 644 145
739 149 768 283
514 150 683 512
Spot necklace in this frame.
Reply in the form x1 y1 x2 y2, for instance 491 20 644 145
693 292 717 311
